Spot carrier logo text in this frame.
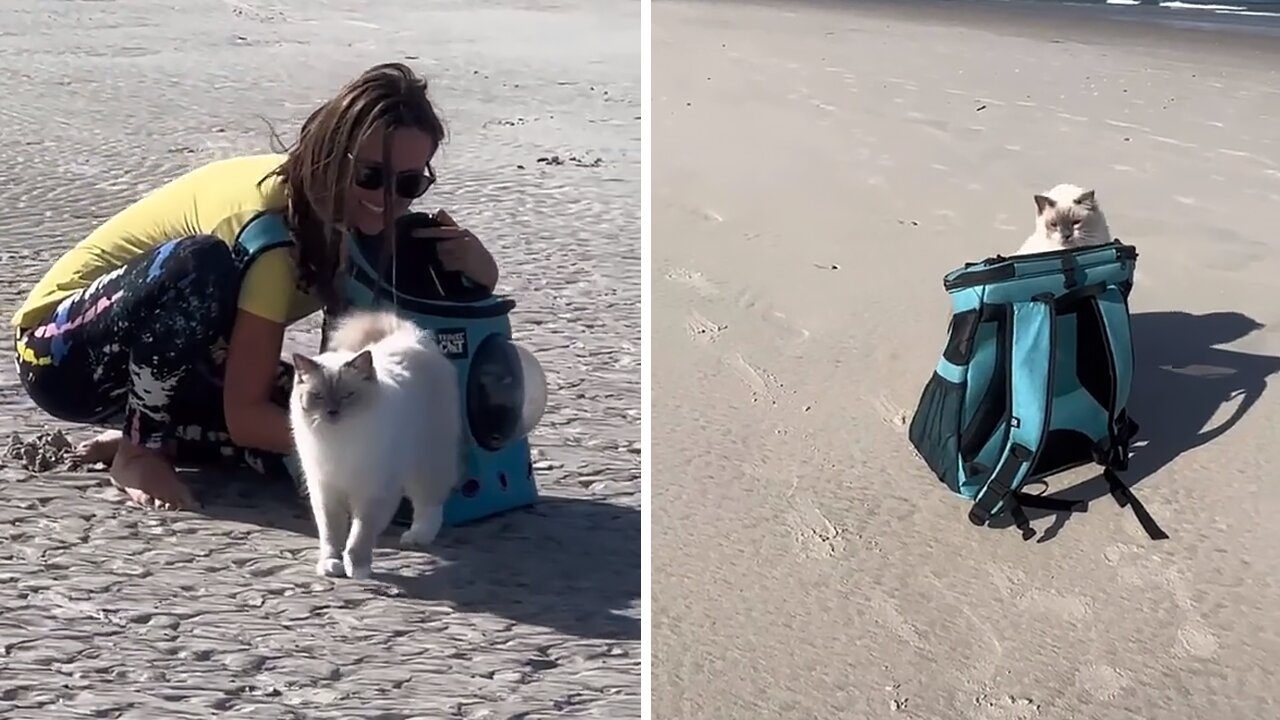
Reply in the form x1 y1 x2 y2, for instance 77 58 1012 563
435 328 469 359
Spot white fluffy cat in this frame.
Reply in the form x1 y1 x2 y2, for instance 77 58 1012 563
1015 183 1113 255
290 310 462 580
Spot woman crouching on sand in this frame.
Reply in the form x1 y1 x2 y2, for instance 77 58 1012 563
10 62 499 510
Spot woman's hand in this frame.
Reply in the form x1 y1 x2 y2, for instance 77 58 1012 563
409 210 499 290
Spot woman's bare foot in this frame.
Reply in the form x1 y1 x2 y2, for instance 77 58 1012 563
110 438 198 511
75 429 123 466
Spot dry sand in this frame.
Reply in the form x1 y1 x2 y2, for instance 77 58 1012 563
653 1 1280 718
0 0 639 717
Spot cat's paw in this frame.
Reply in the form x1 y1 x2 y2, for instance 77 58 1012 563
399 505 443 550
316 558 345 577
400 525 439 549
343 558 372 581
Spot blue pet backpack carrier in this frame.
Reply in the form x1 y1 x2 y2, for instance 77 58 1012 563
236 212 546 528
907 241 1167 541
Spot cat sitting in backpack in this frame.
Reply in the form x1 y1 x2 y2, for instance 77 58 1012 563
1015 184 1113 255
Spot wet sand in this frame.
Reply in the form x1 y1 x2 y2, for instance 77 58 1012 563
653 0 1280 718
0 0 639 717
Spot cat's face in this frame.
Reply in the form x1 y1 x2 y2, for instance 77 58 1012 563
1034 189 1107 248
292 351 378 426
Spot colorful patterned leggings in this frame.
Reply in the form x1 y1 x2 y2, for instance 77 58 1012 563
14 234 293 475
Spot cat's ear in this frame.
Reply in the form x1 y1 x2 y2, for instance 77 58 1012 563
1034 194 1056 214
293 353 320 382
1074 189 1097 208
345 349 376 382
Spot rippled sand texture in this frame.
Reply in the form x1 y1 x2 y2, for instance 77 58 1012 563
654 1 1280 718
0 0 639 717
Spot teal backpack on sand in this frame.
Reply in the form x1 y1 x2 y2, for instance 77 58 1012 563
907 241 1168 541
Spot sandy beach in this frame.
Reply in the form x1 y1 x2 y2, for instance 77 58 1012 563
0 0 639 717
653 1 1280 718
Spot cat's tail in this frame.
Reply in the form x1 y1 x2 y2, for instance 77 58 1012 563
327 310 424 352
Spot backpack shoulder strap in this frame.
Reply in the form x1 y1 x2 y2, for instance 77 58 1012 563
1087 288 1169 540
1092 287 1135 424
967 296 1077 534
235 211 294 262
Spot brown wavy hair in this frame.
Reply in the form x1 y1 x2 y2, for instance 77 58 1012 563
261 62 446 310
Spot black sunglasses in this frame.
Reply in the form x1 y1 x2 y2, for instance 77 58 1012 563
350 157 436 199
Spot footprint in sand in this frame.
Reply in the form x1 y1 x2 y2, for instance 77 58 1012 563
1101 543 1131 567
224 0 288 22
875 395 911 431
1176 622 1221 659
726 353 785 406
1074 663 1131 702
734 290 811 344
988 565 1094 621
870 597 925 649
664 267 717 299
1163 569 1221 660
1021 588 1094 621
684 310 726 343
967 694 1042 720
1102 544 1222 661
783 497 849 559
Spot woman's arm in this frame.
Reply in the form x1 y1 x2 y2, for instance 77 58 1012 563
223 309 295 455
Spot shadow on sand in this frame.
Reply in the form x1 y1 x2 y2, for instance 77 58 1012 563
191 472 639 641
990 310 1280 542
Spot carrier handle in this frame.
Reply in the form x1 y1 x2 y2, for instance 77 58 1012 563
968 297 1057 527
